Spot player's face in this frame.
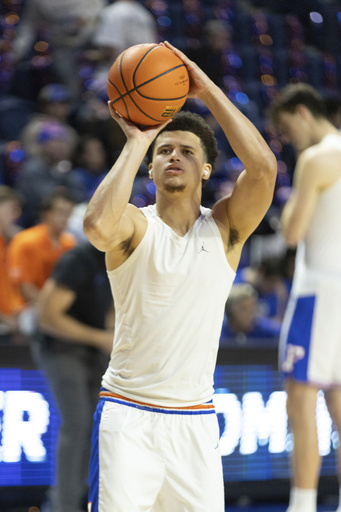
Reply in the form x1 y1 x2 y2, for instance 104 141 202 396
150 131 210 193
277 111 313 153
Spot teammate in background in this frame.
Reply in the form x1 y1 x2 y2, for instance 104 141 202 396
83 41 277 511
37 241 114 512
269 83 341 512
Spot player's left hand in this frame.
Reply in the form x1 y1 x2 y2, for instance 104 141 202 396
162 41 213 100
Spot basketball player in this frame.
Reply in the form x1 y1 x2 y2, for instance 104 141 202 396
269 83 341 512
83 42 277 512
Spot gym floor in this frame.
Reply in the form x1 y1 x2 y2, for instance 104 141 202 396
227 503 338 511
1 501 339 512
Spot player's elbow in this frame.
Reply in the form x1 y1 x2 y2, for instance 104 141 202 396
263 151 278 182
251 150 277 187
83 214 98 241
83 214 106 248
83 216 115 252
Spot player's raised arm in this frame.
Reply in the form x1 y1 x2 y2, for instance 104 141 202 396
83 106 171 253
165 41 277 254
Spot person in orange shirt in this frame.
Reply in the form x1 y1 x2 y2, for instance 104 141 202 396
0 186 23 341
8 188 76 335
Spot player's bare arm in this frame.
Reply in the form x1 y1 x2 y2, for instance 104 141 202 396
83 106 171 260
281 146 341 246
165 42 277 268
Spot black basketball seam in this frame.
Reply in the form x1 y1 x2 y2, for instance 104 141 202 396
132 46 185 94
109 81 167 123
107 79 130 120
108 64 188 102
133 58 188 100
109 46 188 122
116 45 159 120
110 47 157 121
119 52 133 121
108 81 188 103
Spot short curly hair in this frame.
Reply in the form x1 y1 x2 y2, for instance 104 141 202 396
146 111 219 170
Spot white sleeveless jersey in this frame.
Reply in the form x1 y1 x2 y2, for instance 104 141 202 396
293 134 341 292
102 204 235 407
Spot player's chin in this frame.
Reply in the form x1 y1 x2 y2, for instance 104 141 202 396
163 182 186 193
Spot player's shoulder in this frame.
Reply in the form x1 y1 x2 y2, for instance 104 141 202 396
297 134 341 190
299 137 341 171
307 133 341 158
137 204 158 223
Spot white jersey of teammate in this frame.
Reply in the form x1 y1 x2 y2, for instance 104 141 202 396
294 134 341 284
102 204 235 407
280 134 341 386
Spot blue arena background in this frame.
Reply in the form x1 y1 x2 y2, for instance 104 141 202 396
0 347 338 489
0 367 60 487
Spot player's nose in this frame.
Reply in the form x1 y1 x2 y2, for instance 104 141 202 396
169 149 181 161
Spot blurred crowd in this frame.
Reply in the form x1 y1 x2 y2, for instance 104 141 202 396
1 0 341 349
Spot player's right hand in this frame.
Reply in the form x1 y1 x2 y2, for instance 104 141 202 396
108 101 172 144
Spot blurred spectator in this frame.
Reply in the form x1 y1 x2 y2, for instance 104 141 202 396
91 0 158 83
220 283 281 346
235 255 289 322
72 135 109 201
36 241 113 512
7 189 76 336
20 83 78 158
186 19 233 90
15 120 84 227
68 84 127 164
11 0 105 98
0 186 23 342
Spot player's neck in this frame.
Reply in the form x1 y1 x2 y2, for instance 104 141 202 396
155 198 201 237
315 119 340 143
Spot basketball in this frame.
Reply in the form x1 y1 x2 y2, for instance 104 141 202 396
107 44 190 126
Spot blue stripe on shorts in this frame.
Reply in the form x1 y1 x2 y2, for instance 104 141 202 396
285 295 316 381
88 399 105 512
99 389 216 415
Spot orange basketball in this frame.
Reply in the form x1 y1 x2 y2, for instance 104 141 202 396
107 44 190 126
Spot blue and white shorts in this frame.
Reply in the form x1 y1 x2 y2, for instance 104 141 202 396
279 279 341 388
88 390 224 512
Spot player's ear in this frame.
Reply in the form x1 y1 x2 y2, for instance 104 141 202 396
202 164 212 180
148 164 153 179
